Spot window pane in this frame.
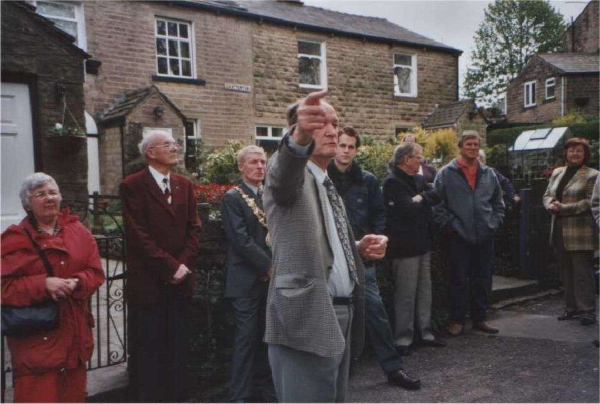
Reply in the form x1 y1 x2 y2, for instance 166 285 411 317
298 41 321 56
272 128 283 138
256 139 280 155
394 66 412 94
168 40 179 56
182 60 191 77
50 18 78 39
180 42 190 58
37 1 75 18
299 57 321 86
547 85 555 98
185 121 196 137
157 57 168 74
156 20 166 35
168 22 178 36
394 54 412 66
531 83 536 104
169 58 180 75
156 38 167 55
179 24 189 38
256 127 269 137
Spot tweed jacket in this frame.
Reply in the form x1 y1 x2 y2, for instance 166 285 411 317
263 134 366 359
543 165 599 251
221 182 271 298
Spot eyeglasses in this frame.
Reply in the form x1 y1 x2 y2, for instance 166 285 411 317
32 190 60 199
150 141 181 150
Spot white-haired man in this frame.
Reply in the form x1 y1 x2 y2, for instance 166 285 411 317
221 145 274 402
120 130 202 402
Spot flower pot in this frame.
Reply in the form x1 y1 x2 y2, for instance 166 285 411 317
47 134 86 154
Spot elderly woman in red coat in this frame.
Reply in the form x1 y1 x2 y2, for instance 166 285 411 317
1 173 105 403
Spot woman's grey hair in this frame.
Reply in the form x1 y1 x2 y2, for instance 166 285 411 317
389 143 422 171
138 130 173 158
19 172 60 210
237 145 266 165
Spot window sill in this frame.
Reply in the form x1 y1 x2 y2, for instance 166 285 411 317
152 75 206 85
394 94 419 101
543 97 556 103
523 104 537 110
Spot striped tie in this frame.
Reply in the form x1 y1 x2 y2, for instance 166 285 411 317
162 178 171 204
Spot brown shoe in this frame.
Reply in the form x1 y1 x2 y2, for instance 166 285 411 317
476 321 499 334
447 323 463 336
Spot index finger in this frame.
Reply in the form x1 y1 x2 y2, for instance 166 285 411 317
303 90 328 106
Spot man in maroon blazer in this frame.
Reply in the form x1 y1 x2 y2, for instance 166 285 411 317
120 130 201 402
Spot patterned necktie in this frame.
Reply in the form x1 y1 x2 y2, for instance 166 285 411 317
162 178 171 204
256 187 263 205
322 177 358 284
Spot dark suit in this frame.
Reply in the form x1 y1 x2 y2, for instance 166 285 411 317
221 182 272 402
120 167 201 402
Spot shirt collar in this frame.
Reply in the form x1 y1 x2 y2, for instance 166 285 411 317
307 160 329 185
148 165 170 187
243 181 261 196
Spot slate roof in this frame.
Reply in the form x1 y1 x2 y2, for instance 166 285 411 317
100 86 186 125
422 99 477 128
538 53 599 74
173 0 461 54
9 1 90 59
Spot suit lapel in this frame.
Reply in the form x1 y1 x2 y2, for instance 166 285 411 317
308 170 334 255
143 168 175 217
564 166 585 191
240 182 263 209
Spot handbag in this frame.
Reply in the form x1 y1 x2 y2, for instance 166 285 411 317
1 228 59 337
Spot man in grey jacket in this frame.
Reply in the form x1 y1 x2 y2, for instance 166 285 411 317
433 131 505 336
263 90 388 402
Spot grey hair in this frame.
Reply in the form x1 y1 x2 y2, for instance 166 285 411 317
19 172 60 210
389 143 422 171
138 130 174 158
237 145 266 165
458 130 481 147
478 149 486 163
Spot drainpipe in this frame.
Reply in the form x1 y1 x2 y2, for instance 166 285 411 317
561 76 566 117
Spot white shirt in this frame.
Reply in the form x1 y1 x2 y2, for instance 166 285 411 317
243 181 262 197
306 160 355 297
149 165 171 202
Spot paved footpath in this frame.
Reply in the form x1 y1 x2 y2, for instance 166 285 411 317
347 293 599 403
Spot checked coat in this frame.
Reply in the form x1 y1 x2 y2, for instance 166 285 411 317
263 134 365 359
543 165 599 251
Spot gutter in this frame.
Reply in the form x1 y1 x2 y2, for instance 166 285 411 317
167 1 463 56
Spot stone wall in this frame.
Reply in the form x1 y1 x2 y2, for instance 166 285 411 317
84 1 458 151
253 24 459 140
565 75 600 118
99 126 122 195
564 0 599 53
1 2 88 202
506 57 562 124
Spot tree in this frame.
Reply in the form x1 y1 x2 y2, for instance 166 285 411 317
464 0 565 106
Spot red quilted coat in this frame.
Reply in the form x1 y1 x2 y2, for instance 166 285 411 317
1 211 105 376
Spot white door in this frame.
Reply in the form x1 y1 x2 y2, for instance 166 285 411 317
1 83 35 232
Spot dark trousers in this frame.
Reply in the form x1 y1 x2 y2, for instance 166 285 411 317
449 236 494 324
229 294 271 402
128 293 190 403
364 267 404 373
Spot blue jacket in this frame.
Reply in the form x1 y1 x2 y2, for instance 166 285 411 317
433 159 505 245
327 161 386 240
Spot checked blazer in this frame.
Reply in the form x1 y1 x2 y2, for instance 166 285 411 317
263 134 365 359
543 165 599 251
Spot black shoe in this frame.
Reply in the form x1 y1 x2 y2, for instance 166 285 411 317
593 339 599 348
421 338 447 348
387 369 421 390
557 311 578 321
580 313 596 326
395 345 411 356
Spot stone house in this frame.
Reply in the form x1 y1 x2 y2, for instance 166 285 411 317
1 1 90 231
505 53 599 124
37 0 461 193
564 0 599 54
422 99 488 142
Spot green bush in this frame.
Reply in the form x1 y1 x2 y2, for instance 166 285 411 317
356 142 395 180
203 141 243 185
487 120 600 147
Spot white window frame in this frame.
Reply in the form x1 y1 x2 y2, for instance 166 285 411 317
393 53 418 97
524 80 536 107
155 17 196 79
545 77 556 100
255 125 285 141
34 1 87 50
297 40 327 90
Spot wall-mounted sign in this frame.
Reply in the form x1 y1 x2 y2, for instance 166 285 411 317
225 83 252 93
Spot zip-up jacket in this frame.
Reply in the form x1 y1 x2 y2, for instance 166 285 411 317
432 159 505 245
